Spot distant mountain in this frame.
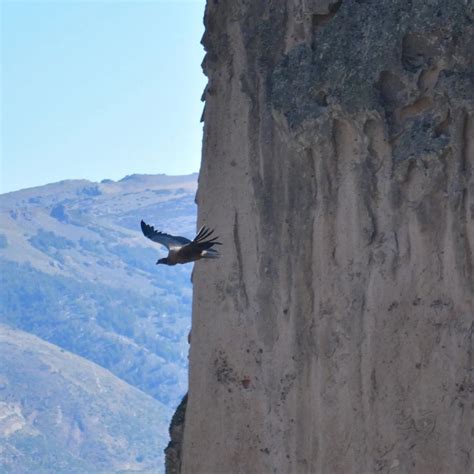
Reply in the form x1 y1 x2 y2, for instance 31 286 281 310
0 325 169 473
0 173 198 472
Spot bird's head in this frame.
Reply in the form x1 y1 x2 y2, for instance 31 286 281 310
156 257 169 265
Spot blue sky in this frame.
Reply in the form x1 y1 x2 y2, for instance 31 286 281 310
1 0 207 193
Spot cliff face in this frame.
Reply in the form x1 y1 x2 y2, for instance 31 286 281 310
183 1 474 472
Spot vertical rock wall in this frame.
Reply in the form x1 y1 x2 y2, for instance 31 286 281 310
182 1 473 472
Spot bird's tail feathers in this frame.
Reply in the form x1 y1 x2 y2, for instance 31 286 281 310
198 239 222 251
201 249 220 259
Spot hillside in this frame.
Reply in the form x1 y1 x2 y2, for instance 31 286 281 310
0 173 199 470
0 174 196 405
0 325 169 473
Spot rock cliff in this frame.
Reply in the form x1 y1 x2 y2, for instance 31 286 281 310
182 1 473 472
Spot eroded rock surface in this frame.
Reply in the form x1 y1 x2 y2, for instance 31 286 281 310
183 1 473 472
165 394 187 474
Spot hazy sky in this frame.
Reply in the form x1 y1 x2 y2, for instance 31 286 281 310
1 0 207 193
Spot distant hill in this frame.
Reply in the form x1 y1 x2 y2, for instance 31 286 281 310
0 173 198 471
0 325 169 473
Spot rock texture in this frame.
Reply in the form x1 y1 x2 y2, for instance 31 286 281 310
165 394 187 474
183 1 474 472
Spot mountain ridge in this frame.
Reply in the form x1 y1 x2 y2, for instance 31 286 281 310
0 324 169 473
0 173 198 472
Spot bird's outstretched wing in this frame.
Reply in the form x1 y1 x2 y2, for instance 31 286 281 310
141 220 191 250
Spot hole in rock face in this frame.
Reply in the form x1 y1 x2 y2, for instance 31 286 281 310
314 90 328 106
401 32 439 72
434 110 450 138
311 0 343 29
376 71 406 108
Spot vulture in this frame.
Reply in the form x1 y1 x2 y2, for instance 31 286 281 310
140 220 221 265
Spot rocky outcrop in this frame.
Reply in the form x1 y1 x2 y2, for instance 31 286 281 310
165 394 187 474
183 1 473 472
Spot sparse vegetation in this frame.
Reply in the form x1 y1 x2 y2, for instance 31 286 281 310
0 174 198 472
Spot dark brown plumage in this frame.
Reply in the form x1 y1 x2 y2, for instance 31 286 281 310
140 220 221 265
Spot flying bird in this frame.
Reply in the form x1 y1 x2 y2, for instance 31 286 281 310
140 220 221 265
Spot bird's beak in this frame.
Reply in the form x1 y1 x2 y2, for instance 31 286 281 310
156 260 161 265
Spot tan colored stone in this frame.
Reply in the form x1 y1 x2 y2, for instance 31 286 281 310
181 1 474 472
